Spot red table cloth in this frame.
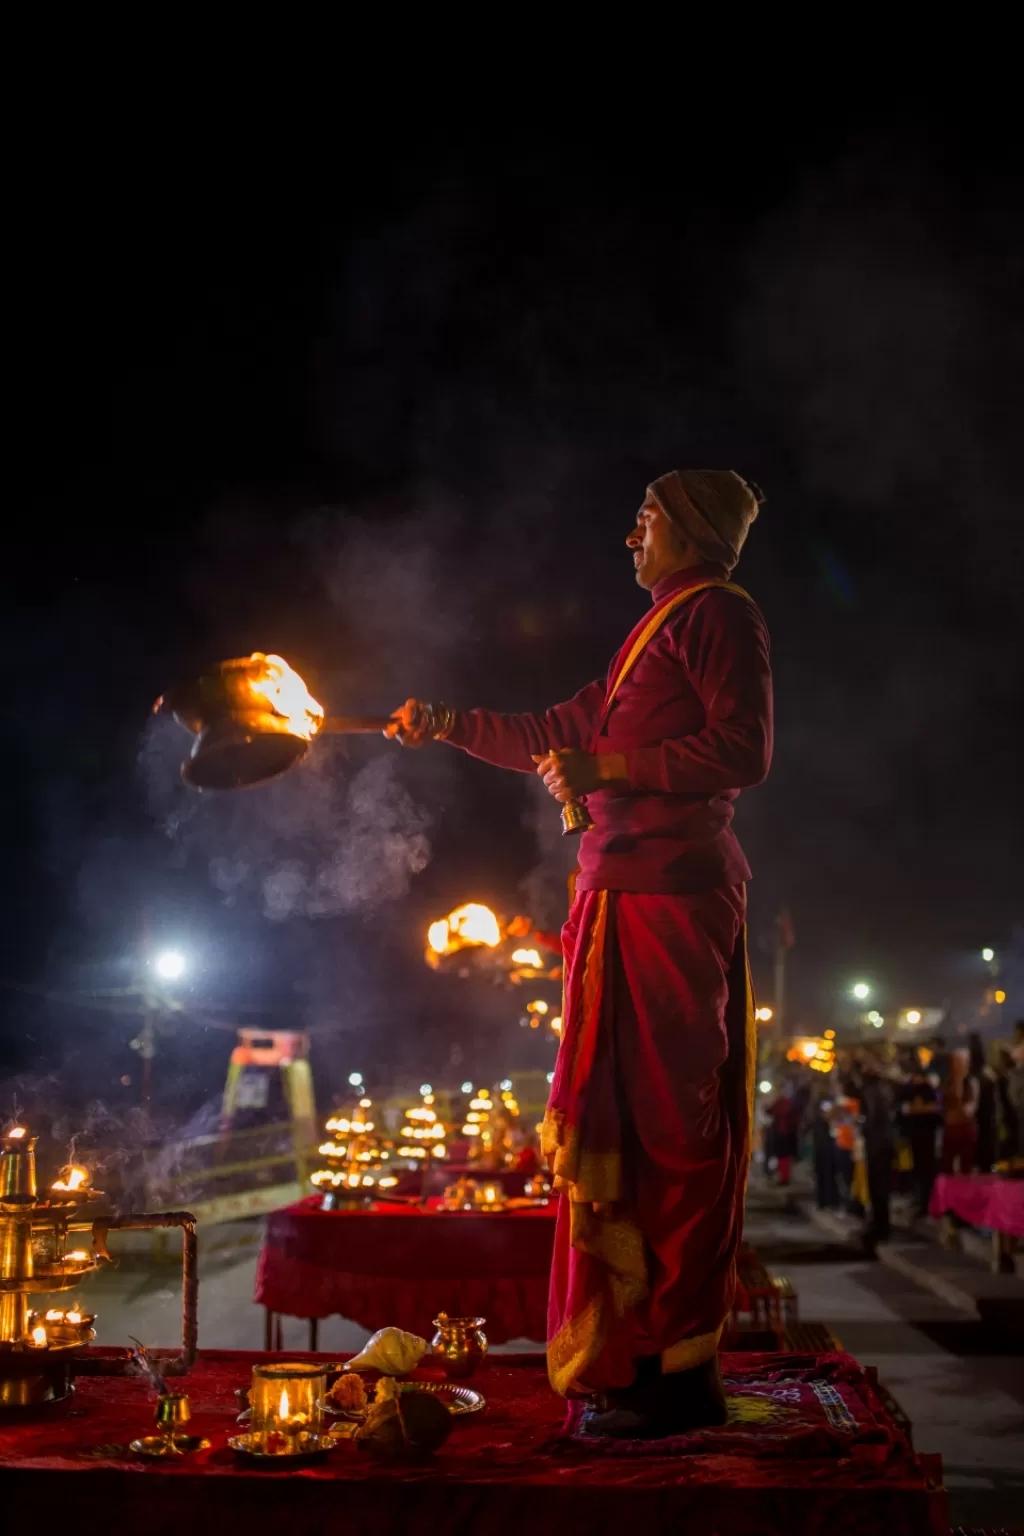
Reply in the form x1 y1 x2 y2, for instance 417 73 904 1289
255 1196 557 1342
929 1172 1024 1237
0 1349 946 1535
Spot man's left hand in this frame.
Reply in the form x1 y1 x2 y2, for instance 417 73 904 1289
532 749 608 801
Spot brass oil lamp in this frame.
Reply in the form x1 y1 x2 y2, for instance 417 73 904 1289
0 1126 198 1408
156 652 593 832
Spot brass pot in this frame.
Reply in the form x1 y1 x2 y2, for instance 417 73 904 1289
155 654 388 792
430 1315 488 1380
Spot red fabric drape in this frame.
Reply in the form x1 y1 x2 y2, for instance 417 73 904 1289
929 1172 1024 1236
545 885 753 1395
255 1200 556 1341
0 1350 945 1536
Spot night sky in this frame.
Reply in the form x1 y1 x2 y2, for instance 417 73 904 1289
4 109 1022 1114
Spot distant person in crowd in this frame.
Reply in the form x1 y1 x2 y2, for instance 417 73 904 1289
928 1036 952 1089
808 1081 839 1209
1009 1021 1024 1157
940 1049 978 1174
898 1056 941 1220
967 1033 997 1173
856 1054 895 1253
767 1085 800 1187
993 1047 1020 1160
829 1081 861 1212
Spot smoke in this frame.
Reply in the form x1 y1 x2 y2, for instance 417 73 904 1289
517 774 577 934
139 716 431 922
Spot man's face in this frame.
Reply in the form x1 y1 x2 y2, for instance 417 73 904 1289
626 496 692 590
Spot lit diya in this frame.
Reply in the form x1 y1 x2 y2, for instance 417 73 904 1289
156 652 592 833
155 652 389 791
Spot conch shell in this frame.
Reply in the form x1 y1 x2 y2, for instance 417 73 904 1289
345 1327 427 1376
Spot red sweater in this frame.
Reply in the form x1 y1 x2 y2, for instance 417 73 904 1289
445 564 773 893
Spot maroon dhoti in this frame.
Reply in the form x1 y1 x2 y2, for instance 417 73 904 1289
543 885 754 1397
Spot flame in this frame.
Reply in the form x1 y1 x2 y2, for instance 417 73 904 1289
52 1165 89 1192
247 654 324 740
511 948 543 968
31 1325 47 1347
45 1309 65 1322
66 1250 89 1263
378 1176 398 1188
279 1387 290 1420
66 1310 83 1325
428 903 501 955
7 1126 26 1139
427 919 450 954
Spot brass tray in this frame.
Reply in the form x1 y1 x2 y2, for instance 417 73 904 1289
228 1431 338 1464
130 1434 210 1457
327 1380 485 1421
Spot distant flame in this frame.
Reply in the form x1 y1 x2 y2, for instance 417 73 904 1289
278 1387 290 1420
247 654 324 740
428 903 501 956
52 1165 89 1193
31 1325 47 1347
511 948 543 968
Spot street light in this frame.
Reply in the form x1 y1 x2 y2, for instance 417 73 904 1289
155 950 186 981
348 1072 363 1087
851 981 871 1001
981 947 995 964
905 1009 922 1026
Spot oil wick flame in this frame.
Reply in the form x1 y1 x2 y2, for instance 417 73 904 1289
52 1165 89 1193
278 1387 290 1421
247 654 324 741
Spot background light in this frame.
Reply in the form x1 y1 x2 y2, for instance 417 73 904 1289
758 1080 772 1094
420 1084 432 1096
461 1081 473 1094
981 947 995 963
348 1072 363 1086
852 981 871 1001
155 950 185 980
995 990 1006 1004
905 1009 922 1025
754 1006 773 1022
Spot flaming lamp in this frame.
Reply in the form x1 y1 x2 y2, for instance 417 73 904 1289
247 1361 326 1455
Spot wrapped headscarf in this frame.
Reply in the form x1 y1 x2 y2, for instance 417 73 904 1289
648 470 764 573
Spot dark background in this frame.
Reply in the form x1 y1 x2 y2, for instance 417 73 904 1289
3 108 1022 1117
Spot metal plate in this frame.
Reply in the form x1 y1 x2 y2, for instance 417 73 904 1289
327 1380 485 1421
130 1434 210 1457
403 1381 485 1415
228 1431 337 1464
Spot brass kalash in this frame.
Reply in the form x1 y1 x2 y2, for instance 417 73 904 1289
0 1126 197 1408
156 652 593 834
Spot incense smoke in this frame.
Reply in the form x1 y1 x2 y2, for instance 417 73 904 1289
139 718 431 923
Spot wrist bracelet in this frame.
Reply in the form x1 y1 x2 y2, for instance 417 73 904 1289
428 702 455 741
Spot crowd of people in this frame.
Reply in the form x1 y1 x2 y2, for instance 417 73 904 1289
759 1021 1024 1255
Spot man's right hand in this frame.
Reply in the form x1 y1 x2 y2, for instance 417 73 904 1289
386 698 452 747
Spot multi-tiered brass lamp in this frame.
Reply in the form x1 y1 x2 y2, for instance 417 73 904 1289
0 1125 198 1408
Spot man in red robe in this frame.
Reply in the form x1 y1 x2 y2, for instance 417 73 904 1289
390 470 772 1435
